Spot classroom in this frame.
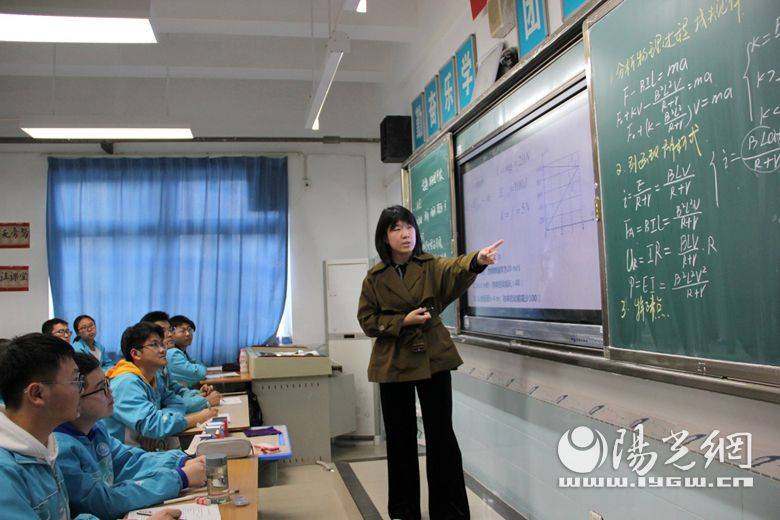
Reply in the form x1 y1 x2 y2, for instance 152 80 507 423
0 1 777 519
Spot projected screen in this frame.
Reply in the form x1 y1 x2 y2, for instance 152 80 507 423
461 91 602 324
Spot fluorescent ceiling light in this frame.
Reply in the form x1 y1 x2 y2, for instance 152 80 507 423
0 13 156 43
20 117 192 139
312 118 320 131
305 31 350 130
343 0 367 13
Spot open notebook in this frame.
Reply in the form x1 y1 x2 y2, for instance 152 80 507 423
127 504 221 520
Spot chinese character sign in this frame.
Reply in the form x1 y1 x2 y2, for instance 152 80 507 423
438 57 458 126
0 266 29 292
561 0 587 19
0 222 31 248
516 0 548 59
411 92 426 150
456 35 477 112
424 76 441 138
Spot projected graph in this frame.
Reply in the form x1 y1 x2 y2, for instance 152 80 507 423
539 151 594 234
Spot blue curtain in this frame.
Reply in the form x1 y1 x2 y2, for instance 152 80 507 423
47 156 288 365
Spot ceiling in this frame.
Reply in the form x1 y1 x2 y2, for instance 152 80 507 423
0 0 421 139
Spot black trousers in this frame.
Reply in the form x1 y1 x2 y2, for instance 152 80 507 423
379 370 470 520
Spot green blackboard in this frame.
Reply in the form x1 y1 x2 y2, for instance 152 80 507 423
404 134 459 329
586 0 780 370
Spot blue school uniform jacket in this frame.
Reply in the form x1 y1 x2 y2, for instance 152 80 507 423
54 421 187 519
161 366 209 413
104 360 189 444
166 347 207 387
0 411 98 520
72 338 114 371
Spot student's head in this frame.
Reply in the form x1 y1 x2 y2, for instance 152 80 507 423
121 321 167 369
73 314 97 343
42 318 72 344
170 315 196 348
73 353 113 422
374 205 423 264
141 311 173 348
0 333 82 422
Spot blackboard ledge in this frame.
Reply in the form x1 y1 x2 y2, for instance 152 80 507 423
452 334 780 405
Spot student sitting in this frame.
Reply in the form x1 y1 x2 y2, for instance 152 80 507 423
168 314 208 387
142 311 221 411
55 353 207 519
72 314 114 370
42 318 72 344
0 333 99 520
104 322 217 450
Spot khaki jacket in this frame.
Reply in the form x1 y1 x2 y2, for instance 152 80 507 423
357 252 480 383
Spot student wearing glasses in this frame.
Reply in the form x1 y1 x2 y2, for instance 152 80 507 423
142 311 221 411
55 353 207 519
42 318 72 344
167 315 208 387
72 314 114 370
0 333 100 520
104 322 218 450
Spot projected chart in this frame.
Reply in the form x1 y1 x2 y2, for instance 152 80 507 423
462 91 602 314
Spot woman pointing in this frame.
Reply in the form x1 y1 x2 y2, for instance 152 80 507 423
358 205 503 520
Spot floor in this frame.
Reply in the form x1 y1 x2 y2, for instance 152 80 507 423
256 441 512 520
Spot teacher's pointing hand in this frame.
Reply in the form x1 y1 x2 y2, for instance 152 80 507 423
477 239 505 266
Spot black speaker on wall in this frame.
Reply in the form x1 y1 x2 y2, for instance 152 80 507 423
380 115 412 163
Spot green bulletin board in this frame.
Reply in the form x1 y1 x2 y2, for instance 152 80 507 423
403 134 459 330
586 0 780 376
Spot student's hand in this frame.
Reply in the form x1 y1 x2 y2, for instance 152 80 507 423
402 307 432 327
200 384 214 396
199 407 219 422
182 457 206 488
477 239 505 266
206 390 222 407
149 508 182 519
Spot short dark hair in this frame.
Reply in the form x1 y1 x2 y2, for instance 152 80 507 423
120 322 164 362
374 205 424 265
170 315 196 331
42 318 68 335
0 333 75 409
73 352 100 378
72 314 95 342
140 311 169 324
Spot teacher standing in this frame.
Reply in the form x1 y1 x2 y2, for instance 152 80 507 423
358 205 503 520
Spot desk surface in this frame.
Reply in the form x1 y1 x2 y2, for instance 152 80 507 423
201 372 253 385
233 424 292 461
182 393 250 434
162 457 258 520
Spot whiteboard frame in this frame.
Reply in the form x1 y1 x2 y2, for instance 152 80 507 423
455 75 604 349
401 132 462 335
583 0 780 386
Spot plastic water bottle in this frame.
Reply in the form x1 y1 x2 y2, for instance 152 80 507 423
239 348 248 374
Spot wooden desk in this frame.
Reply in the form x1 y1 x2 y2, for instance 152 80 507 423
201 372 253 385
182 393 250 434
140 457 258 520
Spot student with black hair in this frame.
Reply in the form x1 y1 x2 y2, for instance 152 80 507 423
144 311 221 409
55 353 206 519
42 318 72 344
72 314 113 370
358 205 502 520
0 333 99 519
104 322 217 450
168 315 208 387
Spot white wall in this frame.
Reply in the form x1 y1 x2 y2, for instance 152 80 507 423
0 140 389 346
0 154 50 339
